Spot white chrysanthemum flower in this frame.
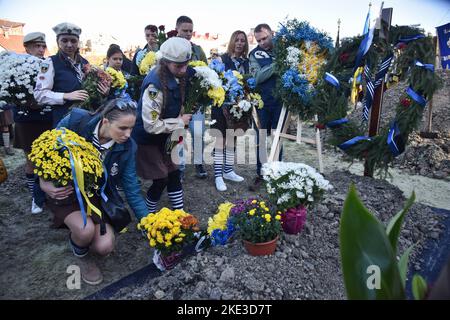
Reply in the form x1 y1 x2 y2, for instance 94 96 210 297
286 46 301 69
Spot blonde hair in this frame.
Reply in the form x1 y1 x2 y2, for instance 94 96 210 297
227 30 249 58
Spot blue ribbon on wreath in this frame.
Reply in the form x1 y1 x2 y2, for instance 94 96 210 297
387 121 405 157
406 86 427 107
338 136 371 151
396 34 425 45
326 118 348 128
415 60 435 72
324 72 340 88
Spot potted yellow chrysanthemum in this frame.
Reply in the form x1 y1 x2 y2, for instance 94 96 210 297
230 198 282 256
138 208 200 270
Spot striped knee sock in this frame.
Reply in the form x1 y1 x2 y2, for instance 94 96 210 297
145 197 158 213
213 149 224 178
2 132 10 148
224 149 235 174
26 174 35 195
168 190 184 210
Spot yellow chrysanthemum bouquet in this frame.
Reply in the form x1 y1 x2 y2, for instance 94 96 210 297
138 208 202 270
138 51 157 76
29 129 103 194
105 67 127 90
138 208 200 256
184 61 225 114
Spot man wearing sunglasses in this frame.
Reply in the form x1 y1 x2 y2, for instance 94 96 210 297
131 24 160 76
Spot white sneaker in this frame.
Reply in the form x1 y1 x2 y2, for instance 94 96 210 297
215 177 227 192
223 171 244 182
31 199 43 214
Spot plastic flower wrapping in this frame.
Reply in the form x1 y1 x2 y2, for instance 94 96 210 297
184 61 225 113
207 202 235 246
230 198 282 243
137 208 200 256
28 128 104 193
80 64 112 110
0 52 46 115
262 161 333 211
274 19 333 118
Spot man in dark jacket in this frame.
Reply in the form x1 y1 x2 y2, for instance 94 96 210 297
248 24 284 191
131 24 159 76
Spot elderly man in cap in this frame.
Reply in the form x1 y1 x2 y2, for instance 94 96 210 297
34 22 109 127
132 37 192 215
12 32 52 214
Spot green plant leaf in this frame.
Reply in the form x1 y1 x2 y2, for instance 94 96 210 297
386 192 416 254
412 274 428 300
340 184 405 299
398 244 415 287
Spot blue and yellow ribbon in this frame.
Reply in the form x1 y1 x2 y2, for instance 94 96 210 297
57 129 103 227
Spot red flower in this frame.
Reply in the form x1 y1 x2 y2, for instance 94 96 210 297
315 123 326 130
178 136 184 144
339 52 350 64
400 97 412 107
159 25 165 31
396 42 407 50
167 30 178 38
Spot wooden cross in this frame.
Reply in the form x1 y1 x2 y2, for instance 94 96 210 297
364 6 393 177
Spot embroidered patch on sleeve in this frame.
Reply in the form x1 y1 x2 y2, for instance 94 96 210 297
148 88 159 100
40 63 49 73
151 110 159 121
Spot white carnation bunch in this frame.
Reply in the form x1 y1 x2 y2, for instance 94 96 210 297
0 52 41 109
262 161 333 210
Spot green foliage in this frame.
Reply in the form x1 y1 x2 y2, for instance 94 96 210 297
412 274 428 300
340 184 422 300
232 200 281 243
310 25 441 175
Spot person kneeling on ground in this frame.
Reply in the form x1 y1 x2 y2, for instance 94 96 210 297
40 98 148 285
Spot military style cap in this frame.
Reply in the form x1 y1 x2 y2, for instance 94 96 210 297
160 37 192 63
52 22 82 37
23 32 46 45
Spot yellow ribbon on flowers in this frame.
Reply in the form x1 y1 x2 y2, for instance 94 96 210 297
58 132 103 221
351 67 363 104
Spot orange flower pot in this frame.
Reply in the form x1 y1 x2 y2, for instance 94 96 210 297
243 236 279 256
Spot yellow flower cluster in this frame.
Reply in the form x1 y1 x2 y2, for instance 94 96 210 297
207 202 234 235
188 61 207 67
28 129 103 188
105 67 126 89
139 51 157 75
137 208 199 252
249 200 281 223
232 70 244 85
249 92 264 109
298 43 327 85
207 86 225 107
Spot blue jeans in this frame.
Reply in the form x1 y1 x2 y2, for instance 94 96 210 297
179 110 206 172
33 177 46 207
255 105 285 176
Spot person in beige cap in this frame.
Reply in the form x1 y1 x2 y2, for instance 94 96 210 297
23 32 47 58
12 31 52 214
132 37 193 216
34 22 109 127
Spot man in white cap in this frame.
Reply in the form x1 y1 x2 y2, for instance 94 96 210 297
23 32 47 58
132 37 192 216
12 32 52 214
